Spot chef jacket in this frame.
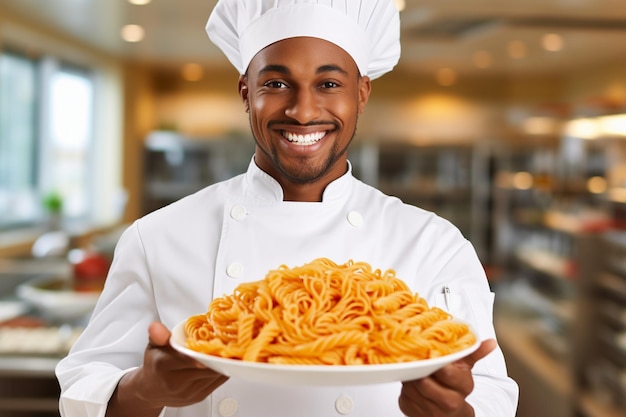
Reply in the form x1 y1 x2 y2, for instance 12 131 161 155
56 158 519 417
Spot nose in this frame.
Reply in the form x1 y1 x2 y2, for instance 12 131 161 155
284 87 320 124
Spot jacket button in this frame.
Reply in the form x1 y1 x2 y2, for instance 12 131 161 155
226 262 244 278
347 211 363 228
218 397 238 417
335 395 354 414
230 205 247 221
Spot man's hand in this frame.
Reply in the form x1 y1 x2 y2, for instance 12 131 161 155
398 339 497 417
105 322 229 417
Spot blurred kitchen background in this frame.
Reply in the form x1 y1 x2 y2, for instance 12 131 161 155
1 0 626 416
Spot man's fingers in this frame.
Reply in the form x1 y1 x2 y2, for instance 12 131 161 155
148 321 171 347
460 339 497 368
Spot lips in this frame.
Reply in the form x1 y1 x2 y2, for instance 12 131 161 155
282 130 326 145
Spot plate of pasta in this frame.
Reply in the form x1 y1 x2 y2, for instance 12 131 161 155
169 258 481 386
170 320 480 386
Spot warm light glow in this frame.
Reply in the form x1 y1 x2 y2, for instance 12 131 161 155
128 0 151 4
609 187 626 203
393 0 406 11
564 118 600 139
523 117 559 135
542 33 564 52
587 176 608 194
598 114 626 136
181 63 204 82
472 50 493 69
121 25 145 42
507 40 527 59
436 68 457 87
513 172 534 190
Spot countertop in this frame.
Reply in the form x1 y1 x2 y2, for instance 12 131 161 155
0 257 90 377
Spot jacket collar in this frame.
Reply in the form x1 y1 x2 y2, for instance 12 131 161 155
244 156 354 203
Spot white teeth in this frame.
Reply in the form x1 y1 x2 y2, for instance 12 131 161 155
283 131 325 145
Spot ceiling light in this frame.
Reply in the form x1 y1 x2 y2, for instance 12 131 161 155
436 68 457 87
564 118 600 139
587 176 607 194
507 40 527 59
121 24 145 42
182 63 204 82
472 50 493 69
542 33 564 52
523 117 559 135
128 0 151 4
599 114 626 136
512 172 533 190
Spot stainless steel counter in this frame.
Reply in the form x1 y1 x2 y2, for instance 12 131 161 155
0 356 60 377
0 257 88 417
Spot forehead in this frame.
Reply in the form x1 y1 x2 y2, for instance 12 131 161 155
247 36 360 76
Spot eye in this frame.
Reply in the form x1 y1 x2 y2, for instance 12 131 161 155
264 80 288 89
321 81 340 89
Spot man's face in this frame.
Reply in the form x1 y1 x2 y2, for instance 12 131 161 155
239 37 371 190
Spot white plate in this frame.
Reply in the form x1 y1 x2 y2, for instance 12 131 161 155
0 301 27 322
16 276 100 322
170 320 481 386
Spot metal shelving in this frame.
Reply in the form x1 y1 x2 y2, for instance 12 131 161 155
492 135 626 417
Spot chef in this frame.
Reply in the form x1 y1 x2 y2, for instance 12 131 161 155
55 0 519 416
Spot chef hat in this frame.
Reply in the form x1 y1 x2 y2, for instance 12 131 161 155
206 0 400 80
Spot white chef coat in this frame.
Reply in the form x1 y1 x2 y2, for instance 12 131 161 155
56 158 518 417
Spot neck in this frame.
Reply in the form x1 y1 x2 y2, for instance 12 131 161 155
254 156 349 202
281 181 326 202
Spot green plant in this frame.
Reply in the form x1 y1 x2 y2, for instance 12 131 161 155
42 191 63 213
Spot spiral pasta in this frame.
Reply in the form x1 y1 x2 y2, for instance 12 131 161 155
185 258 476 365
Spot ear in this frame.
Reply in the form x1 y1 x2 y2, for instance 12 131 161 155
357 75 371 115
238 75 250 113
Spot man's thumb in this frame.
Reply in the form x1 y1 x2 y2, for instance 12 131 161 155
461 339 497 368
148 321 171 347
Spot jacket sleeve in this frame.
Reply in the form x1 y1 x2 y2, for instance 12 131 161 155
426 238 519 417
56 221 159 417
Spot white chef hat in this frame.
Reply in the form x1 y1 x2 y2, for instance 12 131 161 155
206 0 400 80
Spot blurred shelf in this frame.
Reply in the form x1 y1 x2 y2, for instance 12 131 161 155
0 356 59 377
0 398 59 412
542 210 613 234
598 302 626 328
495 315 573 397
604 231 626 249
580 392 626 417
598 272 626 299
515 247 576 281
492 124 626 417
597 327 626 361
505 278 574 323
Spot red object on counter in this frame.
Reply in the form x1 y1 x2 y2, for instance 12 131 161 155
73 252 110 292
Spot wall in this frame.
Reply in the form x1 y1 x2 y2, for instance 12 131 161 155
563 57 626 112
139 65 567 146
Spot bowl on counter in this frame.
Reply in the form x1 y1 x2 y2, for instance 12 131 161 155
16 275 101 323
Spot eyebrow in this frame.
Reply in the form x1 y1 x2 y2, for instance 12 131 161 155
257 64 349 77
317 64 349 76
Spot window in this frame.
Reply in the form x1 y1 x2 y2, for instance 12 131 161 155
0 51 96 230
46 64 94 219
0 51 39 228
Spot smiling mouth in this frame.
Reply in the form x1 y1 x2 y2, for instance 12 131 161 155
282 130 326 146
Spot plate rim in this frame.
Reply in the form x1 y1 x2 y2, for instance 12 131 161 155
169 318 481 376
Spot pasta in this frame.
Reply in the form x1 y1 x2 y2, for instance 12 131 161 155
185 258 476 365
